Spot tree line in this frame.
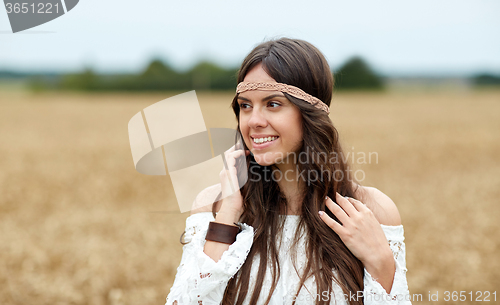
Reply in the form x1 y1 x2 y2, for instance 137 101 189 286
21 57 500 92
28 57 385 92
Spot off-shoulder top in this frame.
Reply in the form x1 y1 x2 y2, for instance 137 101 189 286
165 211 411 305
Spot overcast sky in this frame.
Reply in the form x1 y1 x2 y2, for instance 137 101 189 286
1 0 499 76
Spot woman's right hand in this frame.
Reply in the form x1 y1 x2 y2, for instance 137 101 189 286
204 144 250 261
217 144 250 223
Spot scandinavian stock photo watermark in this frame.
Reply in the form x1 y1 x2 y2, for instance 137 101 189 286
284 290 497 303
248 145 379 186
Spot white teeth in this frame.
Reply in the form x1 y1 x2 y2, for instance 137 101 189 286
252 136 278 144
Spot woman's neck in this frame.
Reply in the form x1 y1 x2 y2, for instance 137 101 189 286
273 162 305 215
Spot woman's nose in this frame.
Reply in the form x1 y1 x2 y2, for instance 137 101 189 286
247 108 268 129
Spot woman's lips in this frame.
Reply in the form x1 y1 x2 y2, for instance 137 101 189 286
251 136 279 150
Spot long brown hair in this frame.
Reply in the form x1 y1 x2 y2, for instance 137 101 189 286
214 37 364 305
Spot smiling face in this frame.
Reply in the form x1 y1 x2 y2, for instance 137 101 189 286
237 63 303 167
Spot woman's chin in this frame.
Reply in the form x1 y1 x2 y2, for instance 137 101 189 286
252 152 282 167
254 160 273 167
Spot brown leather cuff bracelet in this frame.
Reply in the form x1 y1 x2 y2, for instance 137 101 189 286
205 221 241 244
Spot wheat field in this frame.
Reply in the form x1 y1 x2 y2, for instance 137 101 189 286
0 89 499 304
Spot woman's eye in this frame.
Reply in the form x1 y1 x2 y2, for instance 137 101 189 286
239 103 250 109
268 101 281 108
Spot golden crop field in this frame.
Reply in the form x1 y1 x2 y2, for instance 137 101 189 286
0 89 499 305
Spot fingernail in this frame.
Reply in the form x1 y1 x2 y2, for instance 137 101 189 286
325 196 328 200
318 211 324 216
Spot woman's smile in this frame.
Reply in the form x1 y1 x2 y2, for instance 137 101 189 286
250 135 279 150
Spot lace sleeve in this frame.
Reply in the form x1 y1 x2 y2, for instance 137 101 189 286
165 212 254 305
363 225 412 305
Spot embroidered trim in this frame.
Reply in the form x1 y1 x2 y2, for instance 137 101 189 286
236 82 330 114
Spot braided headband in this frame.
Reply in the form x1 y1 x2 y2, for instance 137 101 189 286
236 82 330 114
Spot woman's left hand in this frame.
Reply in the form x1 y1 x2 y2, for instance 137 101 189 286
318 192 393 269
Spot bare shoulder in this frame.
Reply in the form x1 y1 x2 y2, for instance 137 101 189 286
354 185 402 226
190 183 222 216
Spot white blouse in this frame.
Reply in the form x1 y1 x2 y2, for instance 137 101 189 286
165 212 412 305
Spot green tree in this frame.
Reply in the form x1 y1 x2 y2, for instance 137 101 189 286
473 74 500 86
60 68 100 91
335 57 383 90
188 61 237 90
138 59 189 90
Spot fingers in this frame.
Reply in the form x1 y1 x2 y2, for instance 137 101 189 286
345 196 366 212
235 138 245 150
320 193 367 233
324 195 349 224
334 192 358 216
225 143 247 156
220 164 239 196
318 210 346 235
223 149 249 169
224 143 249 160
220 149 250 197
226 144 236 154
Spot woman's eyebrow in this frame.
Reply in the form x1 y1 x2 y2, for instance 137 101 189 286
237 94 286 102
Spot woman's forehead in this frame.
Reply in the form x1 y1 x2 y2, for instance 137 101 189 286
243 63 275 83
237 90 286 101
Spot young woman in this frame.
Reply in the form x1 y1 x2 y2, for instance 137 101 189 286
165 37 411 305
